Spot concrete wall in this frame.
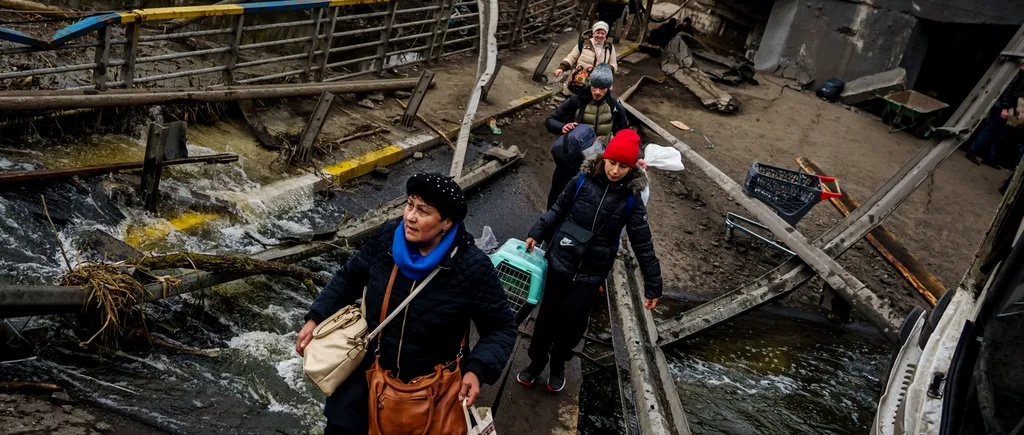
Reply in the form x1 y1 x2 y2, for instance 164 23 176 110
912 0 1024 25
753 0 798 72
755 0 916 85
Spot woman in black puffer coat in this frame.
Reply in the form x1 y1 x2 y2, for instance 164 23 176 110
519 129 662 392
295 173 516 435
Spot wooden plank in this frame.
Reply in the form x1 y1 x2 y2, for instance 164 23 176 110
796 156 945 306
0 154 238 186
374 0 399 75
223 15 245 85
623 101 901 341
139 123 168 212
401 70 435 129
509 0 529 46
316 7 339 82
121 22 140 88
532 42 558 82
92 26 111 91
292 91 336 163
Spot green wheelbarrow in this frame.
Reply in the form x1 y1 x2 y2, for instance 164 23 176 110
881 90 949 139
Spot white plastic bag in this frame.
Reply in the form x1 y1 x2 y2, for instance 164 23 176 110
644 143 685 172
464 399 497 435
475 226 500 254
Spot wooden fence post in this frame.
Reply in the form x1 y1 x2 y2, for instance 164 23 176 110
121 22 140 88
140 123 168 212
92 27 111 90
375 1 399 75
223 15 245 85
316 7 339 81
303 8 325 82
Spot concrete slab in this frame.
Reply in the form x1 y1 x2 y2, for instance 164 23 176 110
840 68 907 105
622 52 650 64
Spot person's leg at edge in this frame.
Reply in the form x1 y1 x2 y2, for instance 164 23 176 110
546 280 601 392
520 271 571 385
324 421 359 435
968 106 1006 165
547 165 577 209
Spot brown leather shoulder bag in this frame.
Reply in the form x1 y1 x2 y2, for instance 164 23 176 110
366 263 467 435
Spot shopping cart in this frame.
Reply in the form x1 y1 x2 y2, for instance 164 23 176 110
489 238 547 323
725 162 843 255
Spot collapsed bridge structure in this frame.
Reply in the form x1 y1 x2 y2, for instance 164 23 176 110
1 1 1023 434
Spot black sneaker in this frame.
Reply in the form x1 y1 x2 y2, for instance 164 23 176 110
547 364 566 392
516 363 544 387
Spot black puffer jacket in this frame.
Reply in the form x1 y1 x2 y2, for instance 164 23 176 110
528 154 663 299
305 219 516 432
998 68 1024 110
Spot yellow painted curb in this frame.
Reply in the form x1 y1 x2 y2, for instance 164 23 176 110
323 144 404 184
124 211 221 248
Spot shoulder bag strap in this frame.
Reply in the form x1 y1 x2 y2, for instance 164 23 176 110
367 247 459 343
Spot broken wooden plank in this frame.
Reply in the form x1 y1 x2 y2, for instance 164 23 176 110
140 123 169 212
0 78 433 112
796 156 945 305
291 91 336 164
0 153 239 186
623 101 899 341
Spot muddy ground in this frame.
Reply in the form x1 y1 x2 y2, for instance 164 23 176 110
0 390 169 435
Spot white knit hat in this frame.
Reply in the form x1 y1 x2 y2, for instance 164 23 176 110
592 21 609 34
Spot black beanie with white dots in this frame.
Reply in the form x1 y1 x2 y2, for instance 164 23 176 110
406 173 468 223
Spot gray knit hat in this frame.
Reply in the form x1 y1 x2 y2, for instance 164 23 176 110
589 63 614 89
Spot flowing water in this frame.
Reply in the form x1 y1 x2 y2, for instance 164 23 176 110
1 131 891 434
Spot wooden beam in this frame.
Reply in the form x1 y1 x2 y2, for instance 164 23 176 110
0 154 238 186
92 27 111 91
374 0 399 75
316 7 339 82
796 156 945 306
222 15 245 85
0 78 432 112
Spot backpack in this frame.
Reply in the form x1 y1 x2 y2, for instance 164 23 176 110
567 40 614 95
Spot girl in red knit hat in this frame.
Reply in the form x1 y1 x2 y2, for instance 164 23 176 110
517 129 663 393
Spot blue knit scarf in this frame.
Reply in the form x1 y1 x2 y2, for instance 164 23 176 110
392 222 460 280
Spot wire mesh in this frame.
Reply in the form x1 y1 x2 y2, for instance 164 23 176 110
495 260 532 315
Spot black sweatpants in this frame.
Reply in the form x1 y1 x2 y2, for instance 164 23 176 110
547 164 579 210
528 271 602 367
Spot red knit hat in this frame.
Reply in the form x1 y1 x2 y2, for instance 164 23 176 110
602 129 641 167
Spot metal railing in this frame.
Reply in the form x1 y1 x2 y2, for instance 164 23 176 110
0 0 578 92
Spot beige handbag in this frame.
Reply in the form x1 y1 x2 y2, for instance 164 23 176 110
303 248 455 396
302 288 369 396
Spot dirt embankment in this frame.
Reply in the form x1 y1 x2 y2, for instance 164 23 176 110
1 390 170 435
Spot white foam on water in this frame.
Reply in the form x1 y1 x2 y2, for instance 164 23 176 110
275 357 306 393
226 330 296 361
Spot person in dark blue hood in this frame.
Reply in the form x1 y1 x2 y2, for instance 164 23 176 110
547 124 600 208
